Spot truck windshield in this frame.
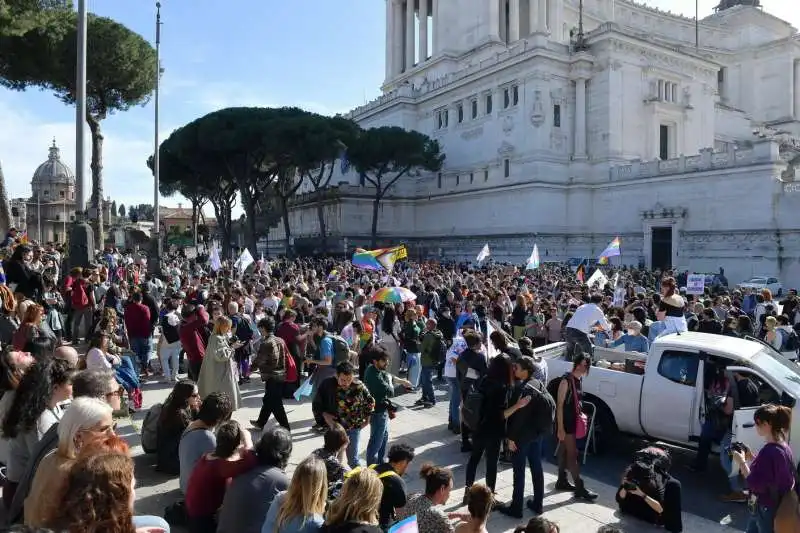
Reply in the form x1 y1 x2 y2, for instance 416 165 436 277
751 349 800 397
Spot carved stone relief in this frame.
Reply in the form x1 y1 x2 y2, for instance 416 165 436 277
502 115 515 135
530 90 545 127
498 141 516 155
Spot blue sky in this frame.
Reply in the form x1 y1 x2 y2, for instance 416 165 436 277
0 0 797 213
0 0 386 210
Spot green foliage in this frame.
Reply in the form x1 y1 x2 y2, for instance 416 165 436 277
118 203 125 218
0 0 71 38
347 126 444 246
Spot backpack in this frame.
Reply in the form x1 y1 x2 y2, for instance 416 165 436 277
780 329 800 353
140 402 162 454
525 378 556 438
71 280 89 309
461 378 485 431
328 334 351 365
234 315 254 343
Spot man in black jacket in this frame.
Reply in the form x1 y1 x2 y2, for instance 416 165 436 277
496 356 547 519
456 327 487 452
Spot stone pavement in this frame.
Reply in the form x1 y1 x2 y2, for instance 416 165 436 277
125 376 745 533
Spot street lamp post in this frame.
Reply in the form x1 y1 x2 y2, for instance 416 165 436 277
152 1 163 272
68 0 95 269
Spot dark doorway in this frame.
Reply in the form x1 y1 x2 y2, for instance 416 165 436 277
651 227 672 270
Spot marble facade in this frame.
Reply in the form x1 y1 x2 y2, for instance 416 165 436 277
272 0 800 286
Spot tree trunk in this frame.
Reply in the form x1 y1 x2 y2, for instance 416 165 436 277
280 196 292 258
238 188 259 256
371 193 381 249
190 200 198 247
0 160 11 236
87 114 105 247
315 187 328 253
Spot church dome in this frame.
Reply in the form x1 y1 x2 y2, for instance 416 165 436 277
32 140 74 187
715 0 760 11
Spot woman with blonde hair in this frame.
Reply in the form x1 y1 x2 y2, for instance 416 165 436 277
261 455 327 533
198 317 243 410
45 450 169 533
320 467 383 533
25 398 115 525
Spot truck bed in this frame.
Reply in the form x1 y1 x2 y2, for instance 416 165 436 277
536 342 647 435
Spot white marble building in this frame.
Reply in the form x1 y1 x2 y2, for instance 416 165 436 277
272 0 800 286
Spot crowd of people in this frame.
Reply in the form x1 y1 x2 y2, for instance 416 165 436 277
0 233 798 533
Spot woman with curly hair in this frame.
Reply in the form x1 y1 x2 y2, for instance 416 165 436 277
2 357 75 508
155 380 200 474
45 450 169 533
0 348 34 468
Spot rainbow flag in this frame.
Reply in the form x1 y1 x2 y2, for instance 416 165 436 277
388 515 419 533
598 237 621 264
352 245 408 272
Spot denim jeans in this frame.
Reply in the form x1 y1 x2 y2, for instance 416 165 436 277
511 438 544 512
719 431 744 492
694 418 725 470
346 428 362 468
407 353 421 388
447 377 461 427
130 336 152 370
133 514 171 532
366 411 389 465
160 342 182 381
746 503 776 533
420 366 436 404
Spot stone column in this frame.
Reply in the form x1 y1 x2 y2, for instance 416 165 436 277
386 0 394 78
432 0 439 53
538 0 548 32
509 0 520 41
794 59 800 119
419 0 428 61
574 77 588 158
394 1 404 74
489 0 500 40
405 0 415 70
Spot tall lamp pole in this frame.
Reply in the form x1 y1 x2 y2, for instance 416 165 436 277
153 1 163 267
69 0 94 269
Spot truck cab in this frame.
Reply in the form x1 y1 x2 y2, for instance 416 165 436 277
540 332 800 458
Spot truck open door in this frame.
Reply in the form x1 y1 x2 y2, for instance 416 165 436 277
726 366 775 456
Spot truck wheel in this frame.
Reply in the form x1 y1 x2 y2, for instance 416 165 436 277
587 401 618 455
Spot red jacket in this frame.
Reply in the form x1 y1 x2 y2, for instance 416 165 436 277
185 451 257 518
180 306 209 362
124 302 151 338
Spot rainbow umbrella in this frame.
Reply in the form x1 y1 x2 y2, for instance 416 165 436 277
371 286 417 304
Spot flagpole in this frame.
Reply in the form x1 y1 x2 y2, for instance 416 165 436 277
695 0 699 51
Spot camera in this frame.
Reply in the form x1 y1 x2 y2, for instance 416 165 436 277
729 441 748 455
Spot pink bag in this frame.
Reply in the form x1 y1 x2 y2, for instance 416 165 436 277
570 376 589 439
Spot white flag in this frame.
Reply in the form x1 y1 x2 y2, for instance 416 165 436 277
586 268 609 288
234 248 254 273
209 247 222 272
476 243 491 263
526 244 540 270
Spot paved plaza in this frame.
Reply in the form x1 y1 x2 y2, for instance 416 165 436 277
126 375 748 533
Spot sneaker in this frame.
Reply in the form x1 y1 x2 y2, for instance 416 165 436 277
422 401 435 408
250 420 264 430
720 491 748 503
494 502 523 519
311 424 327 433
526 500 543 515
554 478 576 491
414 399 426 406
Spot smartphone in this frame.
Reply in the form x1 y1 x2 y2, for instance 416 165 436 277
622 481 637 491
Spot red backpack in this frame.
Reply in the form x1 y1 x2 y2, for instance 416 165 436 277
71 280 89 309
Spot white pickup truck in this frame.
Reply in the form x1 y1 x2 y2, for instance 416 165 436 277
536 332 800 459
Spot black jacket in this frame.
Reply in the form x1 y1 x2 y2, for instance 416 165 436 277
506 378 547 445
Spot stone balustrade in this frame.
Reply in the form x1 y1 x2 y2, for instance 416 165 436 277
608 140 780 181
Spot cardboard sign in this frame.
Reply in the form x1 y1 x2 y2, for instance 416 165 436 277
686 274 705 295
